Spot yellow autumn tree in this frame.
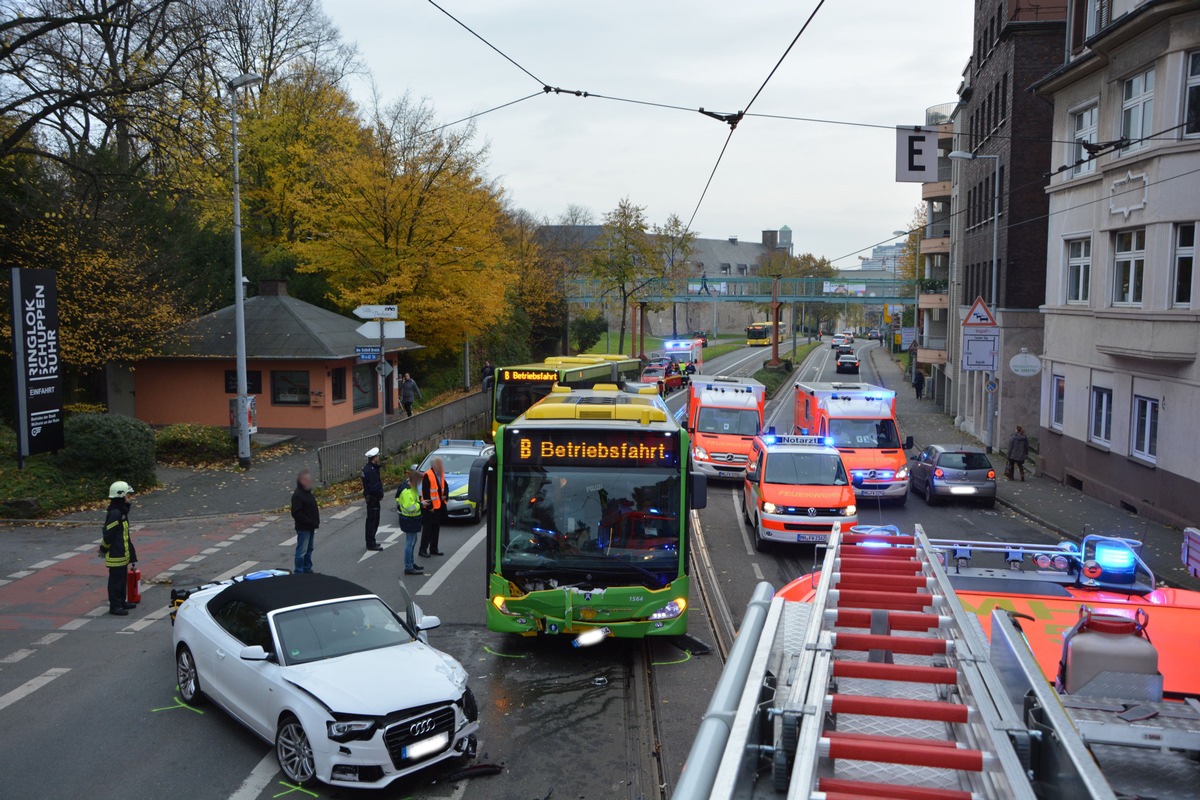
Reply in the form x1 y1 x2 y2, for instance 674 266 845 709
291 95 513 351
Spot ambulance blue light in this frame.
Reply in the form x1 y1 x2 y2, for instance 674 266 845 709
1094 541 1136 572
761 435 776 445
824 437 834 447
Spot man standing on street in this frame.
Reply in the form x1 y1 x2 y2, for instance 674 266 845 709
914 370 925 401
290 469 319 573
99 481 137 616
397 468 425 575
1005 425 1029 481
419 457 448 558
399 373 421 417
362 447 384 551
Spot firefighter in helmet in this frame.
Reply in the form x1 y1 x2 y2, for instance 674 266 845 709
98 481 138 616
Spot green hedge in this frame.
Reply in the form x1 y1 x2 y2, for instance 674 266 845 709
59 413 157 491
156 423 237 464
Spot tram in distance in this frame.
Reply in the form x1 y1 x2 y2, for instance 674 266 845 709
488 354 642 434
467 384 708 641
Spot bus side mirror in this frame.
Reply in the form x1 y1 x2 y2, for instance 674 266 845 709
468 455 493 507
904 435 915 450
690 472 707 510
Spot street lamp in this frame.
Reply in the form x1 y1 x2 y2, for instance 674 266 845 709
228 72 262 469
950 149 1002 453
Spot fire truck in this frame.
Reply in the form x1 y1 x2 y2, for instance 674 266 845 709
675 524 1200 799
684 376 766 480
794 381 913 505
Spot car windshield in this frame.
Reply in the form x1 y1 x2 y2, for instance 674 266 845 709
828 418 902 449
937 452 993 470
420 452 478 473
764 453 848 485
643 368 664 377
838 355 857 362
273 597 414 666
495 381 554 424
501 465 681 590
697 407 759 436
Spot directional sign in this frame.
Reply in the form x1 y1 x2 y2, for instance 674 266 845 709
961 330 999 372
355 345 381 362
354 321 406 340
963 296 998 327
896 126 938 182
353 304 398 320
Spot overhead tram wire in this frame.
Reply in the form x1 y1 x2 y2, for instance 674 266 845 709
424 0 547 87
685 129 736 233
742 0 827 116
416 91 546 137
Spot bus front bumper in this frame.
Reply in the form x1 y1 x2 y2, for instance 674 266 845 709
487 577 690 638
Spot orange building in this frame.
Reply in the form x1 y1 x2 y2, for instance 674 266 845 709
108 281 420 440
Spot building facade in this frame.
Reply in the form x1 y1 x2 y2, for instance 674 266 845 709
915 103 956 404
953 0 1067 449
1035 0 1200 527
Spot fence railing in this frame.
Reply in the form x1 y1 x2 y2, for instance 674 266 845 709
316 391 491 485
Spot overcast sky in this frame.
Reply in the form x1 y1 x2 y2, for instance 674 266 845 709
325 1 973 267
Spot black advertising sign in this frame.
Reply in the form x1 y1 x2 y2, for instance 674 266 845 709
9 269 64 462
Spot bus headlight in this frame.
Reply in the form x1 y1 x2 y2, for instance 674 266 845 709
895 466 909 480
491 596 513 615
843 504 857 516
694 446 709 460
649 598 687 621
762 501 777 514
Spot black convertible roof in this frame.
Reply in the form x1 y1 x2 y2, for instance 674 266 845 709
208 573 373 613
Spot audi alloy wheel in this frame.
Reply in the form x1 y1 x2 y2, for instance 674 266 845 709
176 644 203 705
276 714 316 786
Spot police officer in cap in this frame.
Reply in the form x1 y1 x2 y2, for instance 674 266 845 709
98 481 138 616
362 447 384 551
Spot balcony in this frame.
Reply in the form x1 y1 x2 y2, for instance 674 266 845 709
917 346 947 366
920 236 949 255
919 292 949 310
922 179 951 201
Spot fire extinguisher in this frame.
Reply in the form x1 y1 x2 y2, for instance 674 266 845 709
126 563 142 605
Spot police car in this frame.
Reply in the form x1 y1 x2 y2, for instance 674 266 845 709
418 440 495 523
741 433 857 550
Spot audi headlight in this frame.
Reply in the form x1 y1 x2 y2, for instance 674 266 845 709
843 504 857 516
649 598 687 621
694 446 709 460
895 466 909 480
762 501 777 514
327 719 377 742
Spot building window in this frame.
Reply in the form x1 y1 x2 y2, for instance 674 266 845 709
1000 73 1008 121
331 367 347 403
1090 387 1112 444
1175 223 1195 307
351 364 378 412
1113 229 1145 306
1084 0 1107 38
1119 67 1154 152
1072 104 1098 175
271 370 310 406
1066 238 1091 303
1051 375 1066 429
1131 395 1159 462
1186 51 1200 137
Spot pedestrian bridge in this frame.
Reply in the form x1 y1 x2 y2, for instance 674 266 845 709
564 276 917 305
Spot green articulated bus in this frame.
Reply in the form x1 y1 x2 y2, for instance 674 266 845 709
489 355 642 434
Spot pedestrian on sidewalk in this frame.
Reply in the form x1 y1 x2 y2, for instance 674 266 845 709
98 481 137 616
362 447 384 551
399 373 421 417
396 468 425 575
290 469 319 573
419 458 448 558
480 360 494 393
914 370 925 401
1005 425 1029 481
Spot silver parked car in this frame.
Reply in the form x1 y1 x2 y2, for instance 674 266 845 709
909 444 996 508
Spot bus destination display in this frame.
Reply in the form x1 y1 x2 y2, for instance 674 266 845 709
508 429 679 467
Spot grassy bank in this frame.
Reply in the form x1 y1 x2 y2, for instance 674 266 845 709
752 342 819 398
0 428 105 517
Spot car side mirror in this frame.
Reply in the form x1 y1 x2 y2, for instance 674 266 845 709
690 471 708 510
904 436 915 450
239 645 270 661
417 614 442 631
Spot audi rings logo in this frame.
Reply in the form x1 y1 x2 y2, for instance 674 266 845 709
724 453 735 462
409 717 436 737
807 507 817 517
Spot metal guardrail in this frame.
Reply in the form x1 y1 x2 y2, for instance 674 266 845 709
316 391 491 485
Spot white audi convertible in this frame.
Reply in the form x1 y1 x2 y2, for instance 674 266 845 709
171 572 479 787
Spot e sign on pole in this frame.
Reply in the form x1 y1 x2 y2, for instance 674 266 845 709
9 269 64 467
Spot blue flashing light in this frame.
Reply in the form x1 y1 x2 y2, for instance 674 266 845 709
762 435 777 445
824 437 834 447
858 540 891 549
1094 541 1137 572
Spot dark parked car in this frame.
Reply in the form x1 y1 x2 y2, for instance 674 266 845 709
909 444 997 508
835 353 860 374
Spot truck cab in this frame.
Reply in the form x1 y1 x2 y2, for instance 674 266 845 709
741 433 857 550
793 381 913 505
685 377 766 480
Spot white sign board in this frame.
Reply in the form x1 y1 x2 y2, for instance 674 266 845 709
353 304 399 320
962 328 999 371
896 126 939 183
900 327 917 349
355 320 406 339
1009 351 1041 377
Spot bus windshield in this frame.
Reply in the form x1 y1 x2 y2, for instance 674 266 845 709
764 453 848 486
495 381 554 425
696 407 759 436
501 465 681 591
828 418 902 449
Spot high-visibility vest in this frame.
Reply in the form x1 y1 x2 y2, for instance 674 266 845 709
424 469 444 511
398 486 422 517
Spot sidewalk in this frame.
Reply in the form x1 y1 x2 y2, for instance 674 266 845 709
867 348 1200 591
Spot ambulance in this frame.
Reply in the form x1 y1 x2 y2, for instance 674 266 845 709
661 338 704 376
741 433 858 550
684 376 766 479
792 381 914 505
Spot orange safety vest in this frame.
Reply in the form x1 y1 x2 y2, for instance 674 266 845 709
424 469 444 511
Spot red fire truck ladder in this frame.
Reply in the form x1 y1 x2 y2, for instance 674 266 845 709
679 524 1063 800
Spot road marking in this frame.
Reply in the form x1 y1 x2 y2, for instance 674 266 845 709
332 506 358 519
0 579 9 587
202 547 220 555
7 571 33 579
212 561 259 582
58 618 90 631
0 668 69 712
253 521 269 528
384 530 403 544
228 751 279 800
0 649 35 664
169 562 189 571
28 560 58 569
119 604 173 634
279 535 297 547
85 605 110 617
74 544 95 552
215 541 232 548
730 489 756 556
53 552 77 560
185 555 206 563
264 515 280 521
240 527 257 535
417 528 486 596
751 562 765 581
33 633 65 646
230 534 246 541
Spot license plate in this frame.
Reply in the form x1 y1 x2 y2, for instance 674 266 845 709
858 489 886 497
949 486 976 495
796 533 828 543
402 731 449 760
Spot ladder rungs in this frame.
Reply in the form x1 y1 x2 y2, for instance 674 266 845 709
835 555 924 572
817 777 975 800
832 660 959 684
844 532 914 545
832 632 953 656
830 589 941 611
827 693 971 723
820 733 985 771
829 609 950 631
834 572 933 590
